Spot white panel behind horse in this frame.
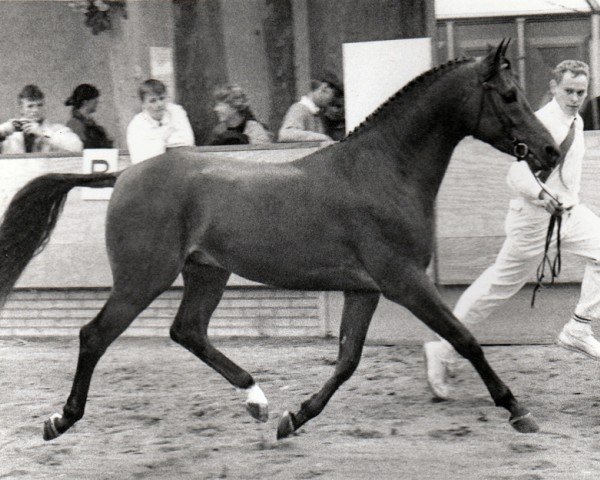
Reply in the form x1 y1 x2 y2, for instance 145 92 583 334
343 38 432 133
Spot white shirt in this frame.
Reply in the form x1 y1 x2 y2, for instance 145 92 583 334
126 103 195 164
299 95 320 115
1 120 83 154
507 98 584 209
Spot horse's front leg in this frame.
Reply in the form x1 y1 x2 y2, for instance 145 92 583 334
169 262 269 423
383 267 538 433
277 291 380 439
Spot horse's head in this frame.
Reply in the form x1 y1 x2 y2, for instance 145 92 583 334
470 39 559 173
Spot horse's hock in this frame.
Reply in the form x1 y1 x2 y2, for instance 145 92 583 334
1 136 600 343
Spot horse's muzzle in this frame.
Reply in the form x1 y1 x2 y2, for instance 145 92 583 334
524 144 560 173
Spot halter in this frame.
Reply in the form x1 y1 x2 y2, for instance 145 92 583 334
472 80 530 160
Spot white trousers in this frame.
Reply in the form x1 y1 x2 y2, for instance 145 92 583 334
454 202 600 327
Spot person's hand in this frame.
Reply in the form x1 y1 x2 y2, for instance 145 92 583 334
539 189 564 216
21 120 44 138
0 119 17 137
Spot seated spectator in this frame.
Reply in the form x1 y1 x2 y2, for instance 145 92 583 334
321 92 346 141
0 84 83 154
126 79 194 164
207 84 273 146
582 95 600 130
65 83 113 148
278 74 342 142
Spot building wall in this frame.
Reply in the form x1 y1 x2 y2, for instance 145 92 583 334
173 0 228 145
436 15 592 112
307 0 432 86
0 0 175 150
220 0 272 127
0 1 117 144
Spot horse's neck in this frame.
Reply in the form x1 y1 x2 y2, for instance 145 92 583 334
346 68 476 204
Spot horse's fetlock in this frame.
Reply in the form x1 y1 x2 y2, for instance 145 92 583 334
63 404 84 423
494 390 515 410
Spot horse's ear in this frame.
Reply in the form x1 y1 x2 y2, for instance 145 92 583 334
478 39 510 80
501 38 511 57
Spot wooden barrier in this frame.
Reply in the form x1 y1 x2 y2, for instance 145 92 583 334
1 133 600 342
437 131 600 283
0 144 329 337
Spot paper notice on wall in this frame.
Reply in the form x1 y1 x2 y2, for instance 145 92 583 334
342 38 432 133
81 149 119 201
150 46 176 100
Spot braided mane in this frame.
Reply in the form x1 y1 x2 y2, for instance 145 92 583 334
342 56 475 141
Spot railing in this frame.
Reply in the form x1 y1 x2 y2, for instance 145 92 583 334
2 133 600 289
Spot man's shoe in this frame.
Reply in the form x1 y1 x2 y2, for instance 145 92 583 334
424 341 451 400
557 326 600 360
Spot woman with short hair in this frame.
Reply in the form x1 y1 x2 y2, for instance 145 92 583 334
207 85 272 145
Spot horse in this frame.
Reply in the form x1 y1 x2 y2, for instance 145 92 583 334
0 40 559 442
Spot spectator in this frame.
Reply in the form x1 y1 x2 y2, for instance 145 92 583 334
207 84 272 146
321 92 346 141
65 83 113 148
0 84 83 154
278 75 342 142
126 79 194 164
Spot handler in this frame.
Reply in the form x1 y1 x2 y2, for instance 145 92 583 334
425 59 600 400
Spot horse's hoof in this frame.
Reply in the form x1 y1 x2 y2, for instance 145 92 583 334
276 411 296 440
246 402 269 423
43 413 64 441
509 412 539 433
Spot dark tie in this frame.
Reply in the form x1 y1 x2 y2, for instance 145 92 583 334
537 119 576 183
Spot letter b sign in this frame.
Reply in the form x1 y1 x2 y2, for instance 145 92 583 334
82 148 118 200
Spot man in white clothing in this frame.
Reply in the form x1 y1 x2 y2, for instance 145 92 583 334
425 59 600 400
0 84 83 154
127 79 195 164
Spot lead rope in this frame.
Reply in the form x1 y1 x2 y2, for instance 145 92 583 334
530 174 563 307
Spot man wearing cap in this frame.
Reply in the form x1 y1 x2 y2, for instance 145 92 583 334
0 84 83 154
65 83 113 149
278 76 342 142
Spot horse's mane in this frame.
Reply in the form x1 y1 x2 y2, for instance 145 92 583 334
342 56 476 141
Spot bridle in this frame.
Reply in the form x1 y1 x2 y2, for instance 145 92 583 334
472 78 531 161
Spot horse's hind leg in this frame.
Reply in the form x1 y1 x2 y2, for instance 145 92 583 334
384 269 538 433
169 262 268 422
277 291 380 439
42 282 174 441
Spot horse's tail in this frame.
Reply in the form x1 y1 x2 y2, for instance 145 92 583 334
0 171 121 307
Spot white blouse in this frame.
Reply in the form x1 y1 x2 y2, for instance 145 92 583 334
126 103 195 164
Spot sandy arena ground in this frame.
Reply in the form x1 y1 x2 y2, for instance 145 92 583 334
1 336 600 480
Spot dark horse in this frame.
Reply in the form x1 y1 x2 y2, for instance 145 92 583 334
0 41 559 441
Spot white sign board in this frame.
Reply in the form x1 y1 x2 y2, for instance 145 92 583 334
343 38 432 133
81 148 119 201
